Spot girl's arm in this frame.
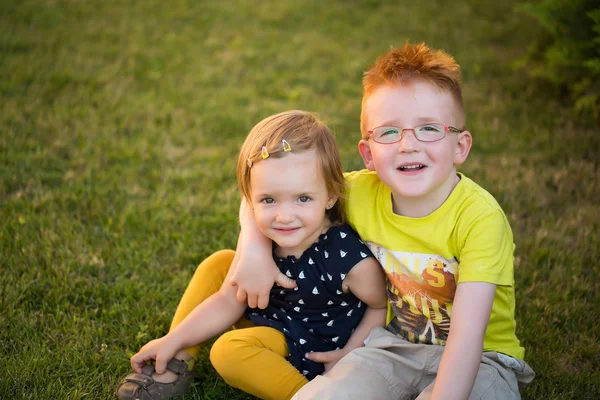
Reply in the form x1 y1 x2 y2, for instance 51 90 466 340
306 257 388 371
229 199 295 309
430 282 495 400
130 266 246 374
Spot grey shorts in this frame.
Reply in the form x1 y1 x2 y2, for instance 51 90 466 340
293 327 535 400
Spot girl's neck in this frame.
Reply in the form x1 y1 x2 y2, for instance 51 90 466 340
275 219 332 259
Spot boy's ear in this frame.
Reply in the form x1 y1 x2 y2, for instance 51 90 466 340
454 130 472 165
358 139 376 170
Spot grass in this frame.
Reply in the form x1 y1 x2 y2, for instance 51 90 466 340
1 0 599 399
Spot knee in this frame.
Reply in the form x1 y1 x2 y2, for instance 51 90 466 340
210 331 245 383
193 249 235 278
199 249 235 271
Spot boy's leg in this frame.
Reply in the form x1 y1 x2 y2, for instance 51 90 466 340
210 326 308 400
293 327 437 400
416 352 535 400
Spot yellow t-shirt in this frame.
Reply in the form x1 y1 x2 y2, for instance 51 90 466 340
344 170 524 359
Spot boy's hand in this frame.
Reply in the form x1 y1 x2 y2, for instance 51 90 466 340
305 348 349 373
229 257 296 309
130 336 180 374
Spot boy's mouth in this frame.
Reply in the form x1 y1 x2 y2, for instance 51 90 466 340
398 164 426 171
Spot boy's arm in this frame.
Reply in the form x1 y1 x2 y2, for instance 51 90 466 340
430 281 496 400
130 269 246 374
306 257 388 371
229 199 295 309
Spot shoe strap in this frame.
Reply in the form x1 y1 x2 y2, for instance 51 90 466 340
166 358 189 375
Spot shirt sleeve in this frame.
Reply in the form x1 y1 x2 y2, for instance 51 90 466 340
330 225 374 277
457 209 515 286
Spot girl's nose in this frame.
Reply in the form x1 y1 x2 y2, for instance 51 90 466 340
276 206 296 224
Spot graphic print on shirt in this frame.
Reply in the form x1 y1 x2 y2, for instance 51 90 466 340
367 243 457 345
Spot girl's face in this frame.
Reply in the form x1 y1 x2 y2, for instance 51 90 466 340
250 149 337 259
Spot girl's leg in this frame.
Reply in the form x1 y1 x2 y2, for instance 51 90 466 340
119 250 241 399
154 249 254 384
169 249 237 360
210 326 309 400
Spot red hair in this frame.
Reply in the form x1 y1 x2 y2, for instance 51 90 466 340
360 42 464 137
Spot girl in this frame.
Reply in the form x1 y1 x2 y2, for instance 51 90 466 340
117 110 387 400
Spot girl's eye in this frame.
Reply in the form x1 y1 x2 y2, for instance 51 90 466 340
298 196 310 203
261 198 275 204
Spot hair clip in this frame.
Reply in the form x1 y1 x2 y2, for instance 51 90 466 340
246 158 253 168
282 139 291 152
261 146 269 159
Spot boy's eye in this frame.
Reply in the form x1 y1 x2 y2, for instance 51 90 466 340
298 196 310 203
418 124 442 132
379 127 400 137
261 198 275 204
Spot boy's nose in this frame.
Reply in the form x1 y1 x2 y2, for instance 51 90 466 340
397 130 420 153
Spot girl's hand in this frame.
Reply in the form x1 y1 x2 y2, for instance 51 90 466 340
230 254 295 309
305 348 349 373
231 199 296 309
130 336 181 374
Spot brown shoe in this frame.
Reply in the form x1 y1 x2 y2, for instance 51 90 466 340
116 358 195 400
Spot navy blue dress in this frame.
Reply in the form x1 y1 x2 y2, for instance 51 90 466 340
245 224 374 379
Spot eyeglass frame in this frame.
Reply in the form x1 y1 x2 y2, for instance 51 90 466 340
367 123 464 144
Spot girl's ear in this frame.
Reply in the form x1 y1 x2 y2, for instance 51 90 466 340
453 130 472 165
358 139 376 170
327 194 338 209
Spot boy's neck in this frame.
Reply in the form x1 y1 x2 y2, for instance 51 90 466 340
391 173 461 218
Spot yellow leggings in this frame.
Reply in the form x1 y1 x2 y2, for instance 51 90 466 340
169 250 308 400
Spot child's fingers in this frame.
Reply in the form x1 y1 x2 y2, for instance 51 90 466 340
275 272 297 289
235 286 249 304
130 352 152 373
154 355 169 374
247 293 259 309
256 293 270 310
305 351 335 363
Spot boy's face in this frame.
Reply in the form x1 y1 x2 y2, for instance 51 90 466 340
359 80 472 216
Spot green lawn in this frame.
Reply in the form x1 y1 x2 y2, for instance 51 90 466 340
1 0 599 399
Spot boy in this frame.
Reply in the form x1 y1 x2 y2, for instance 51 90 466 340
232 42 535 399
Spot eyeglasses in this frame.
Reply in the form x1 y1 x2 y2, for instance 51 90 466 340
368 123 463 144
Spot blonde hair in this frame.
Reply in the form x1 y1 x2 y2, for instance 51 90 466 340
360 42 465 138
237 110 346 225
